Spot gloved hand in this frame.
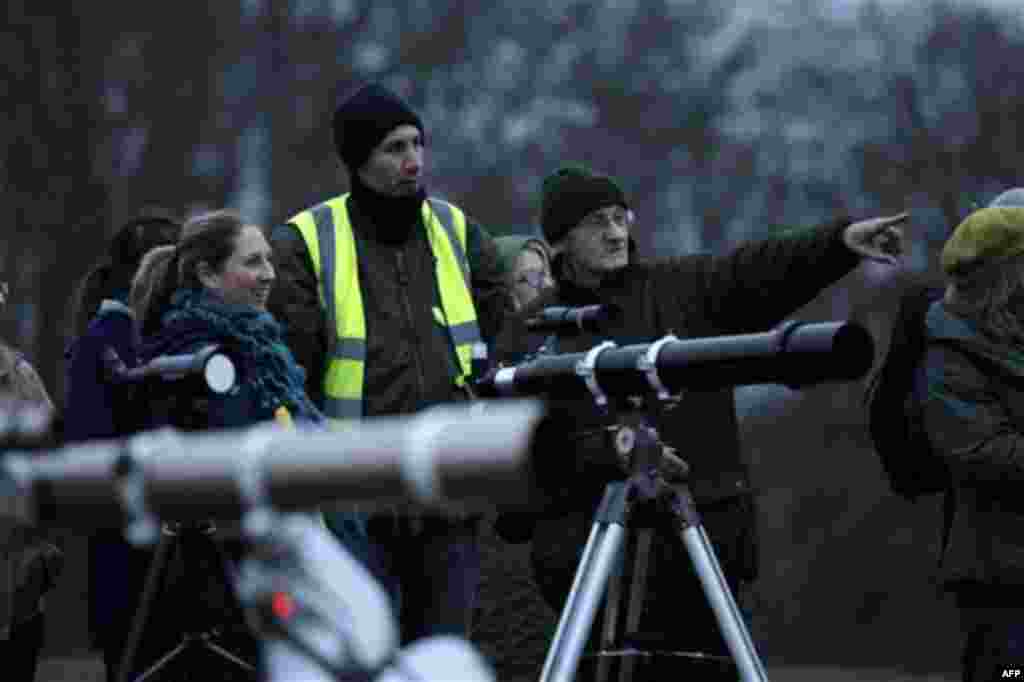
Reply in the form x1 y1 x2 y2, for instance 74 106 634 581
655 445 689 483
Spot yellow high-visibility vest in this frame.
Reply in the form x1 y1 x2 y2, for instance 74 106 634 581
287 194 481 422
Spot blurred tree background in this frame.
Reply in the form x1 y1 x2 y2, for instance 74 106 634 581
4 0 1024 676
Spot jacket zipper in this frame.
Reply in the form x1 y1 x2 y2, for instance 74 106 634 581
396 249 427 405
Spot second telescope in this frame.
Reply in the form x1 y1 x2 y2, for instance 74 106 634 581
479 320 874 400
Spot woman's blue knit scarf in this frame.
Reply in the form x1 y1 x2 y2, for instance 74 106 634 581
157 288 324 424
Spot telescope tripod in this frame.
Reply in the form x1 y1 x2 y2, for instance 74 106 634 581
117 521 258 682
539 412 769 682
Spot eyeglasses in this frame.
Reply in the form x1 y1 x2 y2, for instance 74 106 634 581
578 208 633 231
516 269 548 290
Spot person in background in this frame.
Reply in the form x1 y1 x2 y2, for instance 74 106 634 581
130 208 352 680
133 209 322 430
65 208 181 437
62 209 181 682
492 163 907 680
921 205 1024 682
0 281 63 682
473 235 556 679
267 82 511 645
494 235 554 313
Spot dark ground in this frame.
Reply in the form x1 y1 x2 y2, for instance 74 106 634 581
31 656 959 682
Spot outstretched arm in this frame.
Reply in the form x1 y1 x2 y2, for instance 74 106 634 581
663 213 906 335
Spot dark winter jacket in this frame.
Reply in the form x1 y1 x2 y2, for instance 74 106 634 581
64 300 140 441
267 193 509 418
922 300 1024 589
1 338 60 638
493 217 860 507
63 300 147 649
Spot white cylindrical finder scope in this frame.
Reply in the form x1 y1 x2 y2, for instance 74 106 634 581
1 400 551 528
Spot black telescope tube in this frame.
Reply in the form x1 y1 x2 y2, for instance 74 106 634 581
524 304 622 336
103 345 237 394
653 320 872 390
484 320 874 399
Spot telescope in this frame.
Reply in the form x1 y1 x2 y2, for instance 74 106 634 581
104 344 237 394
479 320 874 405
488 320 874 682
0 400 560 530
0 402 538 682
525 304 623 335
0 401 547 682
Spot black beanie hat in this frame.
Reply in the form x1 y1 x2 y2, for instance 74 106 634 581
540 164 629 244
332 83 424 171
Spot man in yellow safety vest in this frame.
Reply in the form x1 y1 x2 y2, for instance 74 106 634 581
267 82 510 644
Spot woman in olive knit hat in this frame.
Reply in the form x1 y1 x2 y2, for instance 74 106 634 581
922 205 1024 682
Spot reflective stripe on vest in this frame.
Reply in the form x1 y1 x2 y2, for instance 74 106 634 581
288 194 480 422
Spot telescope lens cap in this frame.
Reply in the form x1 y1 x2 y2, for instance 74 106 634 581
204 354 237 394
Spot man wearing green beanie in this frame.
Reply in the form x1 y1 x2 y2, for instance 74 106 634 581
492 163 908 680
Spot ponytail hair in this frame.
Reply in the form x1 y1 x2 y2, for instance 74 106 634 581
131 209 245 338
130 245 179 337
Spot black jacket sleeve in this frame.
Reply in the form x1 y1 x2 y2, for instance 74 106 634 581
267 223 328 409
465 218 513 346
657 217 858 335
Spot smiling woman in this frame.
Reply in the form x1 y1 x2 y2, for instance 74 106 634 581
114 209 328 680
129 209 321 430
196 223 275 311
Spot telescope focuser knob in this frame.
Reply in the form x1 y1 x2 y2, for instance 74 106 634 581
612 426 636 458
658 445 690 482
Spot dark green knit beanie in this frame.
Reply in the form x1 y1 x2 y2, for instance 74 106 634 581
540 164 629 244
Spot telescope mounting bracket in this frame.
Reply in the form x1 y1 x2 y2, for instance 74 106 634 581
636 334 679 401
575 340 617 409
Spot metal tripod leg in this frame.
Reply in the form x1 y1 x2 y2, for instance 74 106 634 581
679 524 767 682
615 527 654 682
539 482 630 682
666 488 768 682
117 523 257 682
594 528 628 682
117 525 176 682
132 638 188 682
